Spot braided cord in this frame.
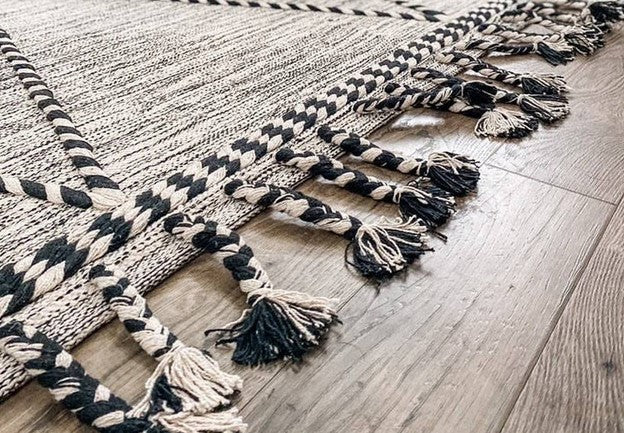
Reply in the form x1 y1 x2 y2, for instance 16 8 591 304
171 0 443 21
0 174 96 209
0 29 125 208
224 180 362 239
276 149 404 204
164 214 272 295
320 127 430 174
0 321 156 433
90 267 181 360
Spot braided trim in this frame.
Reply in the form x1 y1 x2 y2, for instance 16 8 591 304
434 50 570 95
410 66 570 122
0 174 97 209
170 0 445 22
0 321 157 432
275 148 455 228
0 1 510 317
459 38 576 65
317 126 480 196
164 214 273 295
0 29 125 208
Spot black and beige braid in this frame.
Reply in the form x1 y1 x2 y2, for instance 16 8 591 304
171 0 445 21
0 29 125 208
163 213 338 365
434 50 569 95
0 321 159 432
0 174 97 209
410 66 570 122
224 180 430 278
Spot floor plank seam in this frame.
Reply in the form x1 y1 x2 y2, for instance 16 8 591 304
496 201 620 433
485 162 619 205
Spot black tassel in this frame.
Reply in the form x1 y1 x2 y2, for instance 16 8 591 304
535 41 576 65
208 295 338 366
589 1 624 24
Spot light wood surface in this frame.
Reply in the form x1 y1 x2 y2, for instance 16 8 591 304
2 31 624 433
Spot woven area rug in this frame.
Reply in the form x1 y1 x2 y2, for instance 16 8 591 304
0 0 622 430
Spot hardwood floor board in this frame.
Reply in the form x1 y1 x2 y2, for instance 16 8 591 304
240 165 613 433
501 201 624 433
488 32 624 203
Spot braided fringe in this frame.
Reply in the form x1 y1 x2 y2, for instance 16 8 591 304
318 126 479 196
0 29 125 208
224 180 430 279
354 84 538 138
89 266 246 431
501 8 605 55
460 38 576 65
275 148 455 228
163 213 339 366
0 321 156 432
410 67 570 123
434 50 570 95
0 2 508 320
171 0 444 21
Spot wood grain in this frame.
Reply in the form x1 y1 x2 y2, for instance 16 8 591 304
488 32 624 204
501 201 624 433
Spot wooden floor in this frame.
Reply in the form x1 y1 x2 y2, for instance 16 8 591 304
2 32 624 433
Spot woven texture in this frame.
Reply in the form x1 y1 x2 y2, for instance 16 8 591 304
1 0 527 398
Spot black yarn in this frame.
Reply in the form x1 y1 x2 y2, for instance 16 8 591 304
207 296 336 366
589 1 624 24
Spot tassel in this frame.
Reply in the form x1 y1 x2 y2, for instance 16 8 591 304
275 148 455 228
512 93 570 123
434 50 570 95
461 39 576 65
354 84 538 138
474 107 539 139
587 1 624 25
89 266 244 416
154 408 247 433
317 126 480 196
224 180 430 279
164 213 339 366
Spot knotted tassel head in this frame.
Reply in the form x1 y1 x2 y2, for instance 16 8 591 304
475 107 539 138
520 73 570 95
424 152 480 196
208 288 339 366
350 218 429 279
516 93 570 123
392 185 455 228
460 81 500 106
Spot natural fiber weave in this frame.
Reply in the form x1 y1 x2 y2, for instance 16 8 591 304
0 0 620 406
